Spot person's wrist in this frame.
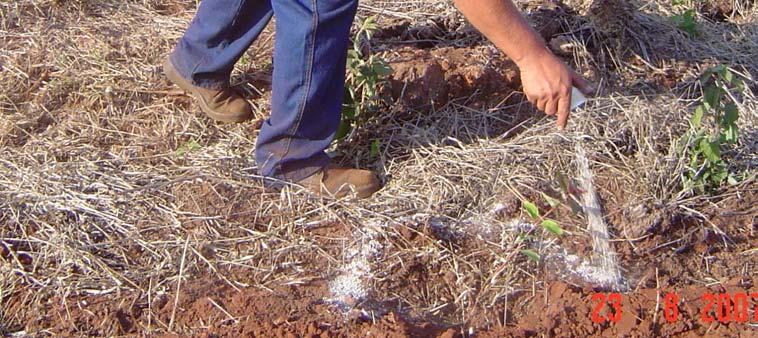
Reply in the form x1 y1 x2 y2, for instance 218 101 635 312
514 43 551 69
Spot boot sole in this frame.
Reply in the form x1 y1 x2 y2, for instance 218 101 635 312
163 59 253 123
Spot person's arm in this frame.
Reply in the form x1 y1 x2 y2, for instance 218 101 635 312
453 0 593 129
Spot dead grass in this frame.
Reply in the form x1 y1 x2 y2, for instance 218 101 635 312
1 0 756 335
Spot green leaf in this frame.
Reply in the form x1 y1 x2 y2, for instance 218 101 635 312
700 70 715 85
690 151 701 168
692 133 705 147
175 139 200 156
722 103 738 125
541 219 563 236
186 139 200 151
342 105 356 119
691 105 705 128
723 124 738 144
712 64 727 73
372 63 392 77
672 9 698 36
541 193 561 208
703 86 722 109
523 201 540 219
712 167 728 183
335 120 352 140
520 249 540 262
702 171 711 180
721 67 734 84
362 16 377 34
699 139 721 162
370 139 380 158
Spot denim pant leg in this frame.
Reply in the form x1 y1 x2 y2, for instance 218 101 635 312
170 0 273 90
256 0 358 181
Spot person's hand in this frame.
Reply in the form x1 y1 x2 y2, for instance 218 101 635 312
516 47 594 130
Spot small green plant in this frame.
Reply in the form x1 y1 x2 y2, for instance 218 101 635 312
337 16 392 141
519 196 565 261
237 52 252 69
684 65 744 192
175 138 201 157
520 249 540 262
522 199 564 236
672 9 699 36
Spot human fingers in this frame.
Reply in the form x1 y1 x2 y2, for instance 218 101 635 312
556 94 570 130
536 97 548 113
544 96 557 116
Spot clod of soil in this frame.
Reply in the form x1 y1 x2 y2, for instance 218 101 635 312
564 0 635 35
699 0 743 21
385 46 520 109
523 1 572 40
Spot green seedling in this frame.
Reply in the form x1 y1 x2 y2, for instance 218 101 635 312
672 9 699 36
337 16 392 144
517 201 564 263
519 187 579 261
175 138 201 157
683 65 744 192
523 198 564 236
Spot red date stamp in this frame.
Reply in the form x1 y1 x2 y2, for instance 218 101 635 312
699 292 756 323
590 292 758 324
591 293 623 323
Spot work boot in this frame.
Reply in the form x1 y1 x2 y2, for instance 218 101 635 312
298 165 381 199
163 58 253 123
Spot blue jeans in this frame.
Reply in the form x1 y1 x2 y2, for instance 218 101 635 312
170 0 358 181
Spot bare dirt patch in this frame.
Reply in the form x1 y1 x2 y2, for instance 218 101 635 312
385 46 520 109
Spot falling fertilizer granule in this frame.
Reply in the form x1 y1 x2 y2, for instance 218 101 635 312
329 225 383 308
542 88 626 291
574 143 626 291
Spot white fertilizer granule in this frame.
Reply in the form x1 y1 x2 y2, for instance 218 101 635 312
328 225 383 307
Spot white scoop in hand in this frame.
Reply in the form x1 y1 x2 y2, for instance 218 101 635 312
570 86 587 111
